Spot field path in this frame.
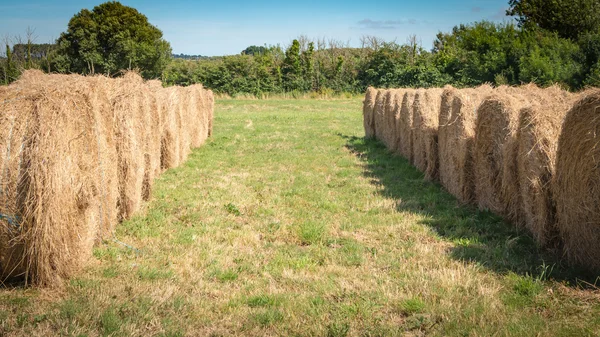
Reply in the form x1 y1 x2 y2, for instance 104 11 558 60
1 99 599 336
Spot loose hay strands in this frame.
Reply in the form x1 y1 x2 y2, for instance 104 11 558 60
411 89 443 179
363 87 378 139
438 85 493 203
554 90 600 270
397 90 417 162
0 71 213 286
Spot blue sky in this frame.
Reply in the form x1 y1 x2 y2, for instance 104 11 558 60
0 0 511 56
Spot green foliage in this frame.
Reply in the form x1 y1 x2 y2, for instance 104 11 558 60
433 21 587 89
242 45 267 56
56 1 172 78
433 21 521 86
508 0 600 40
518 30 582 87
282 40 303 91
3 2 599 92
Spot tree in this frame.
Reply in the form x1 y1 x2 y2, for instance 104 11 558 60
507 0 600 40
56 1 172 78
281 39 303 91
242 45 267 56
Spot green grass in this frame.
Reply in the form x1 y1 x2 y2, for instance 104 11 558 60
1 98 600 336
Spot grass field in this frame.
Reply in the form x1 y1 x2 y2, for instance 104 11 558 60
1 99 600 336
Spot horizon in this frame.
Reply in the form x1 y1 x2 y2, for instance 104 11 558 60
0 0 512 57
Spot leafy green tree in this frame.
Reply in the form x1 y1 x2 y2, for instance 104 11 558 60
518 30 582 87
3 45 19 84
507 0 600 40
281 39 303 91
302 42 315 90
242 45 267 56
433 21 521 86
56 1 172 78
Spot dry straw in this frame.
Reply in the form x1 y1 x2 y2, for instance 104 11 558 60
363 87 378 139
411 89 443 179
516 86 575 246
499 84 567 224
473 87 529 215
396 90 417 162
388 90 404 153
554 90 600 270
1 72 108 285
0 70 213 285
383 90 402 151
438 85 493 203
373 90 389 145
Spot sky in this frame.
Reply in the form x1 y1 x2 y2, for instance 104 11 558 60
0 0 512 56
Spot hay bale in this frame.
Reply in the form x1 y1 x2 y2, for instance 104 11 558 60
411 89 443 179
501 84 570 224
158 87 182 170
172 86 192 164
363 87 378 139
110 74 148 219
83 76 120 239
373 90 387 144
474 88 528 215
437 87 458 191
438 85 493 203
396 90 417 162
188 84 210 148
383 90 400 151
0 71 111 285
387 90 404 153
517 89 575 247
1 71 212 285
553 90 600 269
0 84 36 281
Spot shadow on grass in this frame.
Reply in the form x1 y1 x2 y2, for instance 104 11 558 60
342 133 598 287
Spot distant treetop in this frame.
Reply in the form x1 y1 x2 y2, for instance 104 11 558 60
56 1 172 79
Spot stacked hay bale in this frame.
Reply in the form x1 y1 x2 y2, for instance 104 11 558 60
396 90 417 162
554 90 600 269
383 90 402 151
0 70 214 285
517 86 576 247
0 72 113 285
110 73 148 219
438 86 493 203
373 90 387 145
473 87 529 216
363 88 378 139
411 89 443 180
362 85 600 272
175 86 192 164
388 90 404 153
0 84 37 281
189 84 209 148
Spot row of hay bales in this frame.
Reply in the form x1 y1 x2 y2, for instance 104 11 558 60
363 85 600 272
0 70 213 286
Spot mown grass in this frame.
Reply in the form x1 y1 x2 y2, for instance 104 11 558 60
1 98 600 336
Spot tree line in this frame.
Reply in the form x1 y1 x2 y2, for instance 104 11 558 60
2 0 600 93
